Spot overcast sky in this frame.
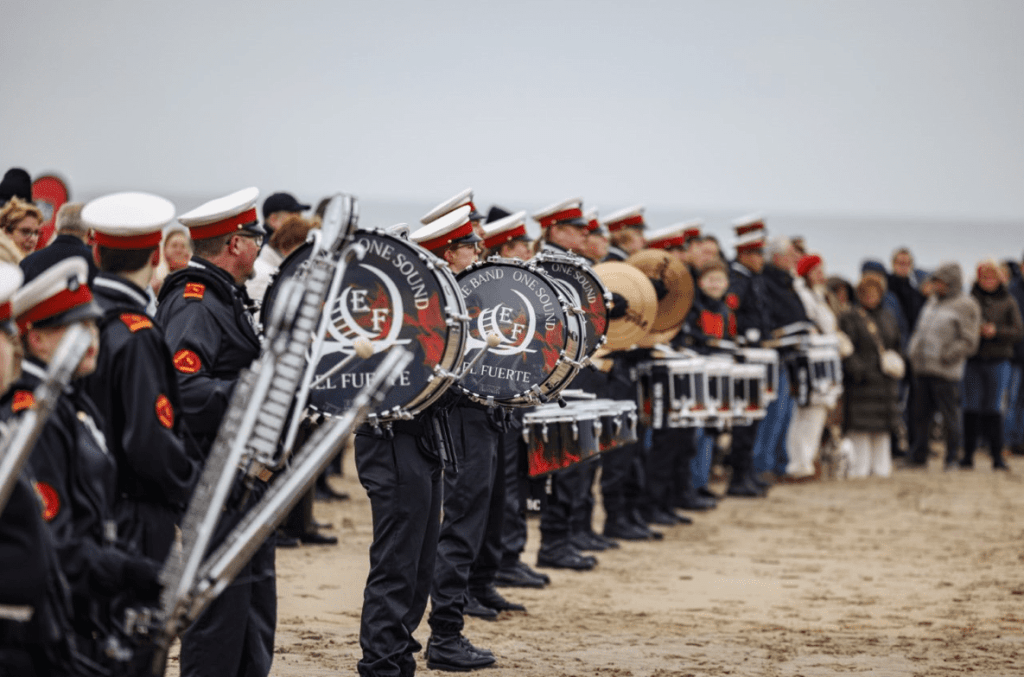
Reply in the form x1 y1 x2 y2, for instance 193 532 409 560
3 0 1022 234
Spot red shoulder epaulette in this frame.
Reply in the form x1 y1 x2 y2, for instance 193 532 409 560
183 282 206 300
725 293 740 311
120 313 153 333
12 390 34 413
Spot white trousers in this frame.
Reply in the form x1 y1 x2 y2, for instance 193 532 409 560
785 404 828 477
847 430 892 478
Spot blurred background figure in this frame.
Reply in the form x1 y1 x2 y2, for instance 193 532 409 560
0 168 32 209
906 263 980 469
960 259 1022 470
838 272 902 478
0 197 43 262
151 226 192 296
19 203 98 285
1003 254 1024 456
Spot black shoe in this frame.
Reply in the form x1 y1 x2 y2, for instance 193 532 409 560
993 461 1010 472
298 530 338 545
676 492 717 511
673 511 694 525
312 519 334 530
569 531 610 552
463 595 499 620
642 506 681 526
425 634 496 671
536 544 596 570
629 509 663 540
273 530 299 548
494 563 546 589
726 480 765 498
589 531 620 549
696 485 721 500
958 460 974 470
515 560 550 584
472 584 526 613
749 472 773 489
603 517 652 541
315 480 350 502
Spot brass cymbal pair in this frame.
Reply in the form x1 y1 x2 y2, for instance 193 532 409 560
594 249 694 350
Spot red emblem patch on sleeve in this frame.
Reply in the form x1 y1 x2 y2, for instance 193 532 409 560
155 394 174 428
183 283 206 300
120 313 153 333
12 390 34 413
173 349 202 374
33 481 60 521
725 293 740 311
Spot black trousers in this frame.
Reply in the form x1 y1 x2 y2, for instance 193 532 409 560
538 463 588 550
910 376 961 465
599 438 645 521
469 419 508 593
428 406 498 635
647 428 694 510
355 431 443 677
179 536 276 677
963 411 1004 466
729 422 758 486
498 427 528 566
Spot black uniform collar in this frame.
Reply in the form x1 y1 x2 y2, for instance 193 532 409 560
541 241 571 255
93 273 150 310
606 246 629 261
730 260 753 277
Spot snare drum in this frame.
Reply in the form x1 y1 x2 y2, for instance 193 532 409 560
572 399 638 452
457 259 584 407
738 347 780 403
703 356 735 426
522 402 600 477
730 363 768 422
300 229 469 419
636 358 709 429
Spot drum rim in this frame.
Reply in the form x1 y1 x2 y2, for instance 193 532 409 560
456 258 582 406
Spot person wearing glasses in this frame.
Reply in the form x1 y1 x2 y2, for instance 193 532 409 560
0 197 44 262
155 187 273 677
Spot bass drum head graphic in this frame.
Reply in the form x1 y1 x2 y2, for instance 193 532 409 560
456 259 580 406
266 229 466 419
533 251 610 359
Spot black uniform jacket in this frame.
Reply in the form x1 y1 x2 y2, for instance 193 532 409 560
0 360 136 603
761 264 809 332
82 274 201 559
727 261 771 345
676 288 737 355
155 258 261 455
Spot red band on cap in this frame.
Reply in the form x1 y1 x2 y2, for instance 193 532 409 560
538 207 584 229
734 222 764 236
683 228 701 242
0 301 11 323
483 224 527 250
736 241 765 253
649 235 686 250
606 215 644 232
18 285 93 332
187 208 258 240
419 220 474 253
93 230 163 250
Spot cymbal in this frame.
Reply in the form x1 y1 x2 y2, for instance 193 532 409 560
592 262 658 351
636 326 682 349
625 249 693 334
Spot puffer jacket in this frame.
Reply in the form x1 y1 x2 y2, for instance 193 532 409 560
969 282 1023 362
907 263 981 381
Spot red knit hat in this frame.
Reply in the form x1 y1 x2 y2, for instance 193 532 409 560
796 254 822 278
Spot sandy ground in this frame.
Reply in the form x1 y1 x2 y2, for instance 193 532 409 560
168 450 1024 677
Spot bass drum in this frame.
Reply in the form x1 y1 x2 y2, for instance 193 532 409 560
532 251 611 361
456 258 583 406
264 228 468 420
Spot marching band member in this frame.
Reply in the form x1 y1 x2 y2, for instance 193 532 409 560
79 193 202 563
413 198 502 672
479 208 552 589
4 257 164 670
725 217 772 497
155 188 274 677
0 262 78 677
582 207 609 264
530 199 608 567
603 204 647 262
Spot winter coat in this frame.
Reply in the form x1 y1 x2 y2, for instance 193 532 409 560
794 277 837 335
1008 274 1024 365
838 304 901 432
969 282 1023 362
907 263 981 381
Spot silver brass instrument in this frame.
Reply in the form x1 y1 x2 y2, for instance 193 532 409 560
0 322 92 515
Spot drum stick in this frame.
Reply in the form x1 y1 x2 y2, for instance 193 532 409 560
456 332 502 381
308 338 375 390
